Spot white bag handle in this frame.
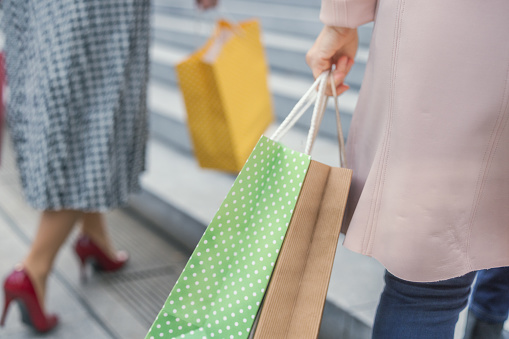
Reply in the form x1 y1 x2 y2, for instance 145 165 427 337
330 72 347 168
270 74 323 142
305 71 329 155
270 71 347 167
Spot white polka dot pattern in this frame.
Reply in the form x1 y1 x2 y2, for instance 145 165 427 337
146 136 311 339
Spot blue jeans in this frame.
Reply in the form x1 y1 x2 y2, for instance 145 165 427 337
470 267 509 324
372 271 477 339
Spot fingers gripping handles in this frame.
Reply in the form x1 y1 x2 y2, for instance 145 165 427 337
270 71 347 168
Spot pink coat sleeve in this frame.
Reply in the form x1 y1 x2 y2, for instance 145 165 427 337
320 0 378 28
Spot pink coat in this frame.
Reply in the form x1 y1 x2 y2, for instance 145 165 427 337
321 0 509 282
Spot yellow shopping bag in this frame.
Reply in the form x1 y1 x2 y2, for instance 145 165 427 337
176 19 273 173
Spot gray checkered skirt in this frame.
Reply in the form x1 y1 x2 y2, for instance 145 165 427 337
2 0 150 211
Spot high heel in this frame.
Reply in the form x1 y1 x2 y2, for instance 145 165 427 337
0 293 13 326
0 268 58 333
74 235 128 279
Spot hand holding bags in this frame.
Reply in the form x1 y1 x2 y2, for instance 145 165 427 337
176 20 273 173
146 72 351 339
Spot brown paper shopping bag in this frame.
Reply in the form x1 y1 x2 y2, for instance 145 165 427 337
253 72 352 339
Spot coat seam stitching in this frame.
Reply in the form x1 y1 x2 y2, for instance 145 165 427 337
368 0 405 254
350 0 378 239
364 0 405 254
466 58 509 271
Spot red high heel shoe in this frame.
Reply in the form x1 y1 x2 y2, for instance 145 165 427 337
74 235 128 280
0 267 58 333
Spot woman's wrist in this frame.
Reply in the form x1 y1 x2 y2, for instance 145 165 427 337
325 25 356 37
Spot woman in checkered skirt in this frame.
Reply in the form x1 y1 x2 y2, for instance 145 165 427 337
0 0 217 333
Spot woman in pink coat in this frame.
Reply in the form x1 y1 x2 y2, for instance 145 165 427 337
306 0 509 337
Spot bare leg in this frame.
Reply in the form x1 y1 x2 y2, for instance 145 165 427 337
23 210 82 311
80 212 118 260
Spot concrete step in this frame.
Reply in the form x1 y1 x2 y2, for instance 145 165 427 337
152 0 375 46
151 12 370 89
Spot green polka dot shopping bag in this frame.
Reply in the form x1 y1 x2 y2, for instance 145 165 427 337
146 72 352 339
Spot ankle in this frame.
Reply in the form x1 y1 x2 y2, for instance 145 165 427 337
79 232 118 260
22 261 50 283
19 262 48 308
